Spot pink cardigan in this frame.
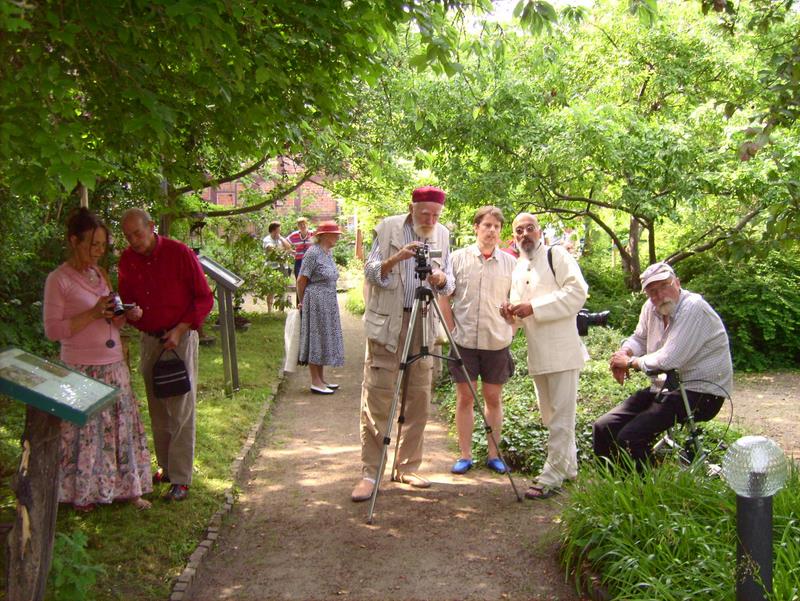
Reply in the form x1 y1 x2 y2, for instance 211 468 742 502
43 263 124 365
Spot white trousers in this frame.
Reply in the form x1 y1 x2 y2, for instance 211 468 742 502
531 369 580 487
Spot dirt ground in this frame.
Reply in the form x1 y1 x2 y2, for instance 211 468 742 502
189 304 581 601
725 371 800 460
191 298 798 601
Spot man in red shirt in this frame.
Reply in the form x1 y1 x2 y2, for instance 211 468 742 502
119 208 214 502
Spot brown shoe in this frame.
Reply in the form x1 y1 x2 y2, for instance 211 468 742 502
394 472 431 488
351 478 375 503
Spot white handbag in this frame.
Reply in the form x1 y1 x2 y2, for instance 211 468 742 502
283 308 301 372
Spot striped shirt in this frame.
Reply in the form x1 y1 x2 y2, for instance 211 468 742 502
364 218 454 307
622 289 733 397
288 230 314 261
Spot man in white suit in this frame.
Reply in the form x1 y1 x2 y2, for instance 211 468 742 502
501 212 588 499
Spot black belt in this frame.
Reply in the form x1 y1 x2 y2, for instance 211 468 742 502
403 308 412 312
144 327 174 339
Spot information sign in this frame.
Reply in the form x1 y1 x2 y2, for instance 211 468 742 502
0 347 119 425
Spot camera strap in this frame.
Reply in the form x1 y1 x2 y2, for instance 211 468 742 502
547 247 557 284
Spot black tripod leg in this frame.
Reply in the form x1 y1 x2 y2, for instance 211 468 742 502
428 300 522 502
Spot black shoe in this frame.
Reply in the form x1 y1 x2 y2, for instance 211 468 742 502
165 484 189 501
152 468 170 485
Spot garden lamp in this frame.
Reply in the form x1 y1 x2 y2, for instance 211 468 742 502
721 435 787 601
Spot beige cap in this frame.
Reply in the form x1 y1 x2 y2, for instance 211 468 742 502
640 262 675 291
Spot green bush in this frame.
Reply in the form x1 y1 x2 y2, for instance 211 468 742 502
49 530 106 601
560 461 800 600
681 251 800 370
203 216 292 310
579 253 642 335
0 195 63 356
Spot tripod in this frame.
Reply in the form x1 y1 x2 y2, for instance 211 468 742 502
367 283 522 524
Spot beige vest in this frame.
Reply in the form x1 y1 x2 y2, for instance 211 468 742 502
364 214 450 353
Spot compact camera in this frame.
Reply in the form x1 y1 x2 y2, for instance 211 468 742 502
576 309 610 336
109 294 135 316
414 243 442 279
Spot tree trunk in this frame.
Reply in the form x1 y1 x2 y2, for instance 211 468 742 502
623 216 642 291
6 407 61 601
647 221 657 265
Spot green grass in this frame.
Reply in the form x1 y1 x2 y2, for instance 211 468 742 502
0 312 285 600
560 461 800 600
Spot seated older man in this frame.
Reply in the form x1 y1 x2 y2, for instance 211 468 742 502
593 262 733 465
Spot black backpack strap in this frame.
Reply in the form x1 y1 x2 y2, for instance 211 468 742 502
547 246 555 279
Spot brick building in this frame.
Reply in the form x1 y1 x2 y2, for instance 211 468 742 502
200 156 340 221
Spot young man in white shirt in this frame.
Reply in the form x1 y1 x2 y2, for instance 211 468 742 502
439 206 517 475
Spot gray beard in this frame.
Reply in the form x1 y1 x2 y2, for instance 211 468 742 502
656 299 676 317
522 240 540 260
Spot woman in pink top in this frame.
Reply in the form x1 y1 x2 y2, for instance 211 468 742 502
43 208 152 511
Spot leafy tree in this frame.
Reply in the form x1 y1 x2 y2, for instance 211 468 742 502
341 0 799 289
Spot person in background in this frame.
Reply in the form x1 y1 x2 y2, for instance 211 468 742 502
593 262 732 466
501 212 588 500
263 220 293 312
288 217 314 280
44 208 152 512
351 186 455 502
297 221 345 394
438 206 516 475
119 208 214 502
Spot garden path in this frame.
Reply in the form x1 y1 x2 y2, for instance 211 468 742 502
189 301 581 601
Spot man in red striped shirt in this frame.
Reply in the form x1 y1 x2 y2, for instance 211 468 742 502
119 208 214 502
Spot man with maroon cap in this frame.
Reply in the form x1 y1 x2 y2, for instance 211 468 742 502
593 261 732 467
351 186 455 502
119 208 214 502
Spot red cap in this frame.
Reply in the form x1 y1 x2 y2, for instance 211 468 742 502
411 186 446 205
315 221 342 235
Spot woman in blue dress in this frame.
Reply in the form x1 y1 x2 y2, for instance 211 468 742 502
297 221 345 394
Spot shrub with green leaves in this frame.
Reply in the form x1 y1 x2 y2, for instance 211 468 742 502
49 530 106 601
680 250 800 371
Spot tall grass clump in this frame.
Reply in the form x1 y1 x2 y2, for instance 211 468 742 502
561 460 800 600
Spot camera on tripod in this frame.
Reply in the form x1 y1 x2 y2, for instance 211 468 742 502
576 309 610 336
414 243 442 279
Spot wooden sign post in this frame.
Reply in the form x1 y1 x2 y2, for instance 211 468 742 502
0 347 118 601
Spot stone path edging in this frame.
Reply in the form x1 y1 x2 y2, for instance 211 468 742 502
167 371 285 601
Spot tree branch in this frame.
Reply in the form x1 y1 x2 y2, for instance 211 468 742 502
173 156 274 196
192 171 314 218
665 207 763 264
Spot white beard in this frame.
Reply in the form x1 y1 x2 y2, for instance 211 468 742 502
656 299 676 317
413 223 435 239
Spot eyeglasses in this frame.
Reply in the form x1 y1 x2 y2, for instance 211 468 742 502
514 224 538 235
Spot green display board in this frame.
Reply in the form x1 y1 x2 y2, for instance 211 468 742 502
0 347 119 426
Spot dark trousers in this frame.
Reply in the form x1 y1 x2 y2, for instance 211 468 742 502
593 387 724 463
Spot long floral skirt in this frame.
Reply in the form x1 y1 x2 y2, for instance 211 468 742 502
59 360 153 505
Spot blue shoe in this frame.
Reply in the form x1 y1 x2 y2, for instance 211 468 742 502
451 458 474 474
486 458 508 474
